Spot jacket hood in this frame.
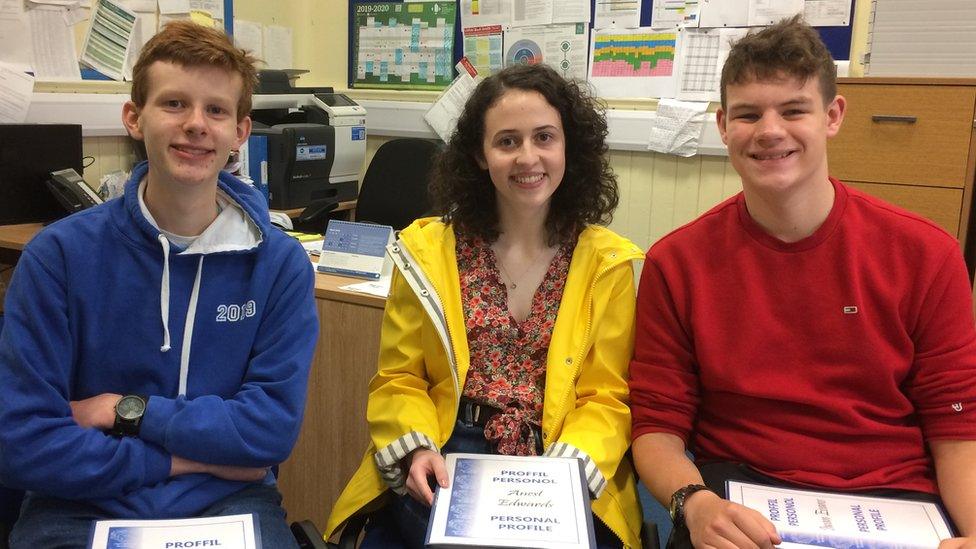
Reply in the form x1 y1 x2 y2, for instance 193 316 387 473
120 161 270 255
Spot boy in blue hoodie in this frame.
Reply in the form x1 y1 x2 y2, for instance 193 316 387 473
0 21 318 547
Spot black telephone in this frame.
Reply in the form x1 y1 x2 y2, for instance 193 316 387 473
46 168 103 213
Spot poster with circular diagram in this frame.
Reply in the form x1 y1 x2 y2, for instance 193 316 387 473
503 23 589 81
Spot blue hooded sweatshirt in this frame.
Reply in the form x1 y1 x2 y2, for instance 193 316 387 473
0 162 318 518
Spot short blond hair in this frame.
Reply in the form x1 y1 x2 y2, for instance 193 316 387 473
130 20 258 120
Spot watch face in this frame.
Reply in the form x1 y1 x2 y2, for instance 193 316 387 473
117 396 145 420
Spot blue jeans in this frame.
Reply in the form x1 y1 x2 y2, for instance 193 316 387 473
361 419 623 549
9 484 298 549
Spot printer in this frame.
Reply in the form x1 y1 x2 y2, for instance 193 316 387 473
248 72 367 210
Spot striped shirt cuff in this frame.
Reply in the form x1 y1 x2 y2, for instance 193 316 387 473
373 431 438 495
543 441 607 498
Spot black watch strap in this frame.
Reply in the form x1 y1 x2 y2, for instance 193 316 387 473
669 483 711 527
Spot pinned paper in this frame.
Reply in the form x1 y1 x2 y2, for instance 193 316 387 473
0 61 35 123
648 98 709 157
424 58 482 142
189 8 214 27
80 0 136 81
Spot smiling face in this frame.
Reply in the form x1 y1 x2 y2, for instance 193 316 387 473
478 89 566 220
717 73 845 198
122 61 251 191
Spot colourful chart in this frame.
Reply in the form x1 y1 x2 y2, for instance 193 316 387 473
354 1 457 90
506 39 543 65
590 32 676 77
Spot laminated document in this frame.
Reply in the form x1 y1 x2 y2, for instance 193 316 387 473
727 481 954 548
88 513 260 548
426 453 595 548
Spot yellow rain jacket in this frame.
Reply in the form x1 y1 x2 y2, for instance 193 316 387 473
326 218 644 547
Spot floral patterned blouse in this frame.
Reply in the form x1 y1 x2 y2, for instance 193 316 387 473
457 234 573 456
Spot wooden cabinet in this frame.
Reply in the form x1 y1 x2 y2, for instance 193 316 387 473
827 78 976 250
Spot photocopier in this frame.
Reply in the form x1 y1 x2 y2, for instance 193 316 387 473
248 71 367 210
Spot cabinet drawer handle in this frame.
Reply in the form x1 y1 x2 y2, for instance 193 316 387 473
871 115 917 124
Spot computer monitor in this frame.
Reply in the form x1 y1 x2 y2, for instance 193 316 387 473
0 124 84 224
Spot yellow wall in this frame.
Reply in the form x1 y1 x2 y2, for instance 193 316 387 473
233 0 347 87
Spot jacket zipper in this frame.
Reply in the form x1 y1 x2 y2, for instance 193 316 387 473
392 242 463 418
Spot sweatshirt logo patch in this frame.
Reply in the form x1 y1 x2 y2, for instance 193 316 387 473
216 300 257 322
952 402 963 412
843 306 858 314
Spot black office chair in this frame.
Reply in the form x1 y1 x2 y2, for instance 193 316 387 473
355 138 440 231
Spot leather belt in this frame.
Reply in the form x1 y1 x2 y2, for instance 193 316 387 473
459 397 503 427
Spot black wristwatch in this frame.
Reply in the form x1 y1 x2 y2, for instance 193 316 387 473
111 394 148 437
669 484 711 527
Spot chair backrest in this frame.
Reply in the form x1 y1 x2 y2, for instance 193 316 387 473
356 138 439 231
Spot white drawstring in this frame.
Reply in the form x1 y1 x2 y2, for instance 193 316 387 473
178 256 204 397
158 234 172 352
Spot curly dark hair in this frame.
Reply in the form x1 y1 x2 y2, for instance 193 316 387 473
428 63 618 245
721 15 836 109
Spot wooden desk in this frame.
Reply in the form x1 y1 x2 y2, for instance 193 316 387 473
0 223 37 252
280 273 383 528
276 199 358 221
0 222 383 528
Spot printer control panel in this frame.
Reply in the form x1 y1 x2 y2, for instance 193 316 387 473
312 93 367 127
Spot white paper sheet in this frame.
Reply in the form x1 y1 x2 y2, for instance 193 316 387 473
189 0 222 20
0 0 34 72
462 24 503 77
427 454 594 548
0 61 35 123
727 481 955 546
122 11 156 80
551 0 589 25
90 514 260 549
651 0 685 28
504 23 589 81
675 26 746 101
748 0 804 27
158 0 190 15
157 0 189 14
683 0 701 27
648 98 708 156
460 0 511 28
234 18 263 59
120 0 154 11
593 0 641 30
803 0 851 26
424 59 481 142
80 0 136 81
63 4 89 24
511 0 553 27
263 24 292 69
588 26 680 99
698 0 748 28
28 6 82 80
340 276 392 298
26 0 80 6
